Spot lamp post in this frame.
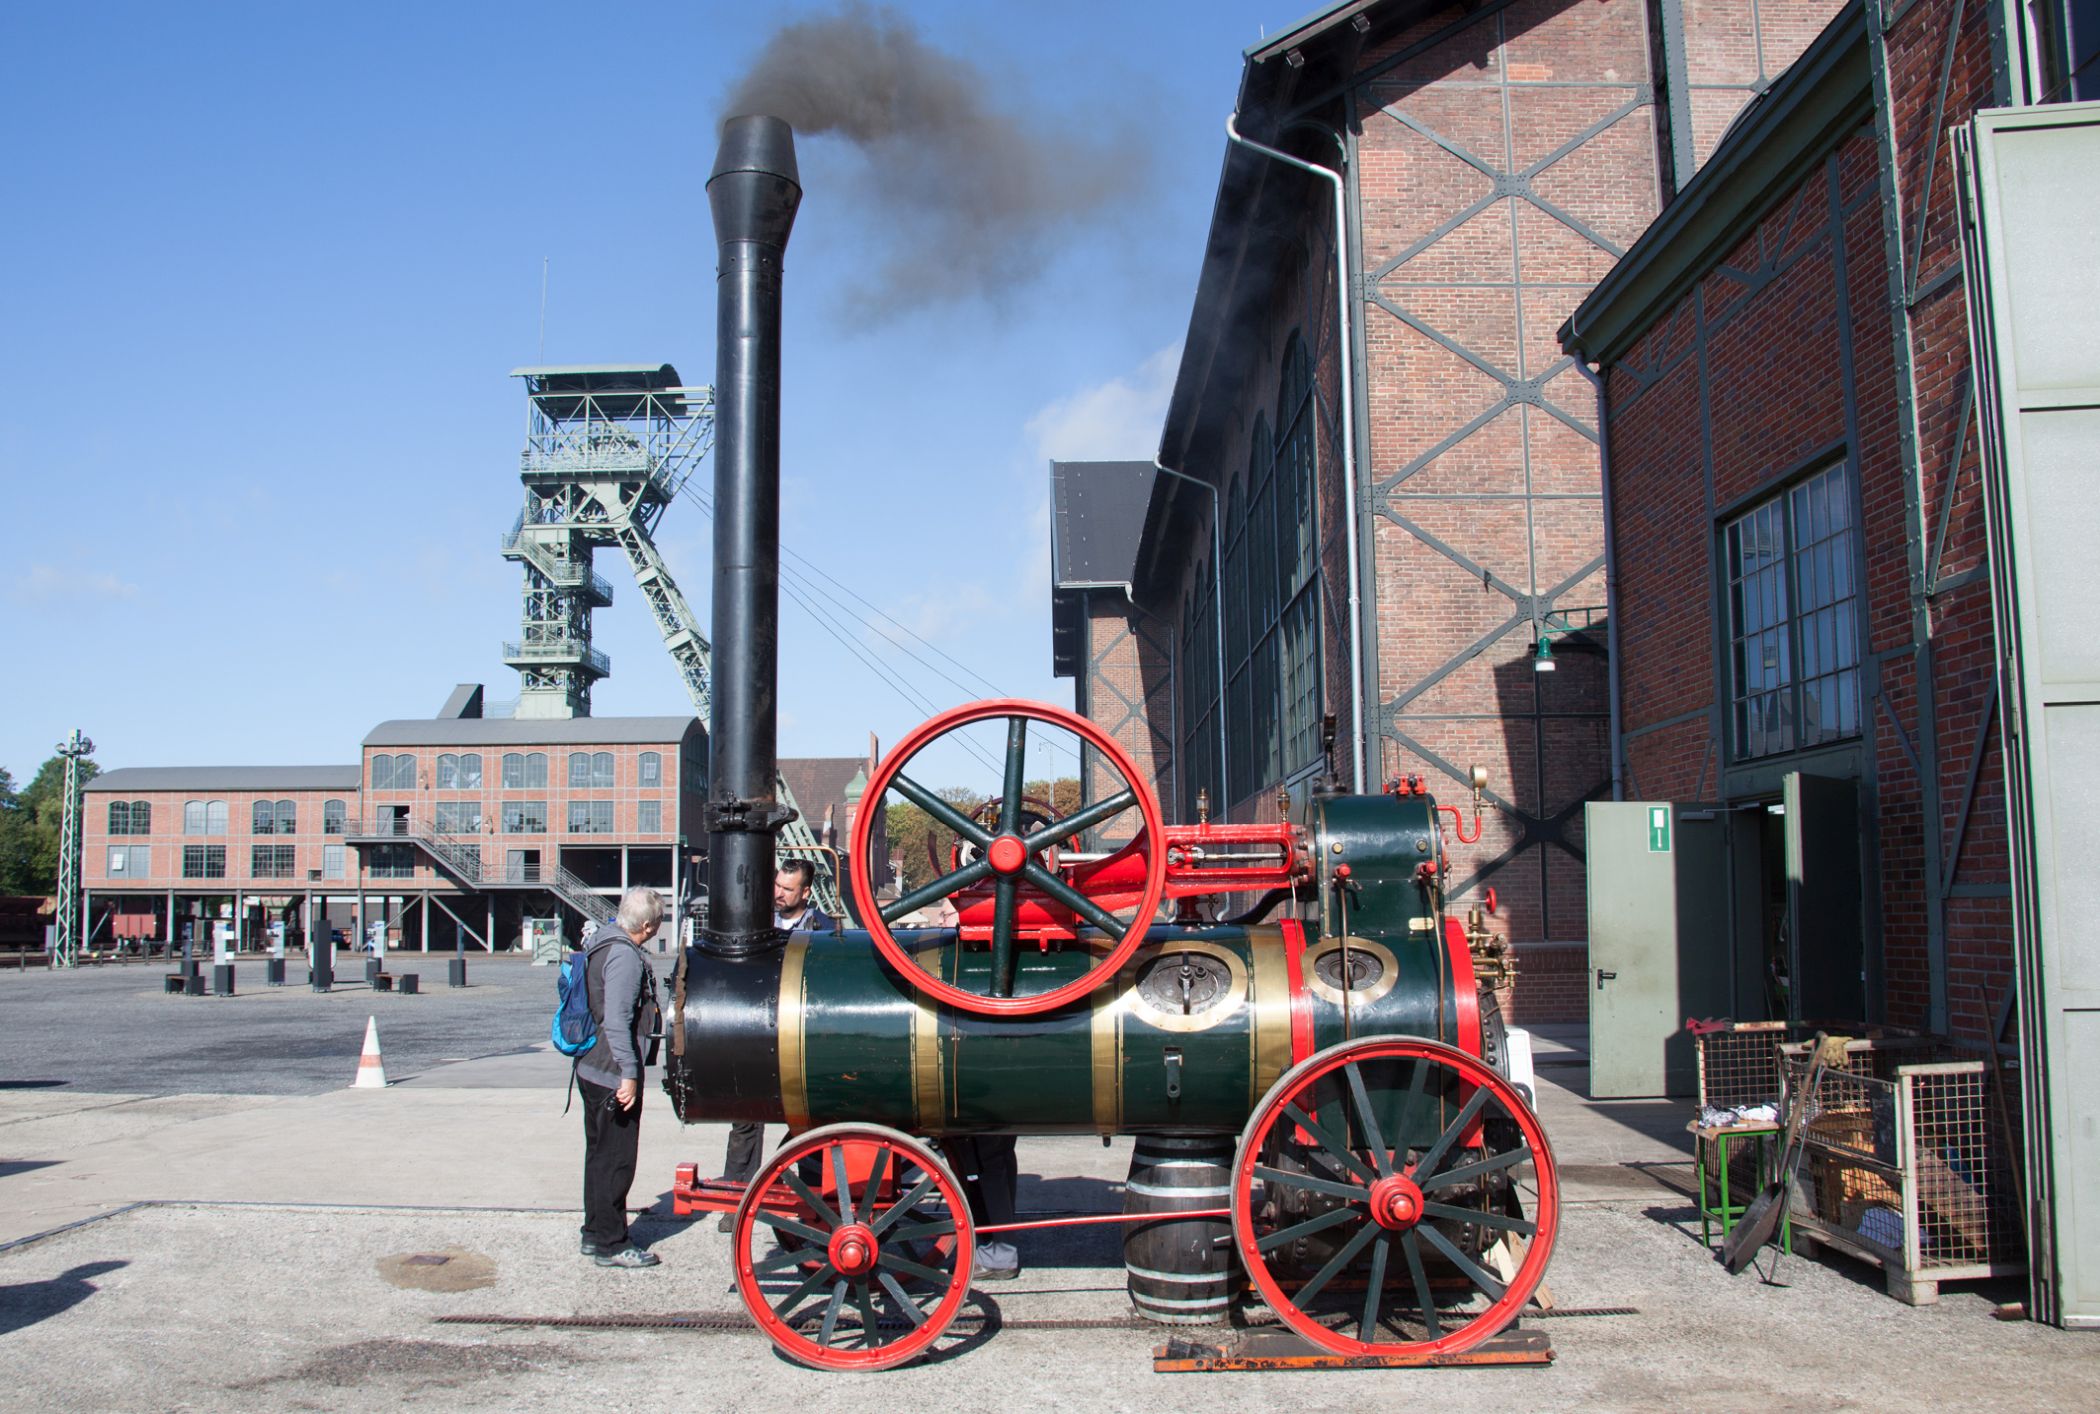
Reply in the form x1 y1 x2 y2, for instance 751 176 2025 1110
1152 460 1229 817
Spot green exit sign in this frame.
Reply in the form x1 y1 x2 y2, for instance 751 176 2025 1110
1648 806 1671 853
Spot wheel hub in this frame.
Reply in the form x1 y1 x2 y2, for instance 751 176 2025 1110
827 1223 879 1277
986 834 1028 875
1367 1173 1425 1231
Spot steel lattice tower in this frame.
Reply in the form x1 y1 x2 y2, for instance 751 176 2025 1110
53 729 93 968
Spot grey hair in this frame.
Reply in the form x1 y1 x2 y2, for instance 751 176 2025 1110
616 886 664 934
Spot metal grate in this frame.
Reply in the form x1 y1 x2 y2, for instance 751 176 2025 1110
1695 1021 1806 1109
1907 1065 2022 1269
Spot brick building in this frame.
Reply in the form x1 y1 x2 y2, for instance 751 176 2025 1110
84 685 703 955
1055 0 1843 1021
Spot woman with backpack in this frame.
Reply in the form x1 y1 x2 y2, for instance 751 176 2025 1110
566 886 665 1269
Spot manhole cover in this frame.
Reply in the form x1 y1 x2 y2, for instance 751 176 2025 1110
377 1248 497 1292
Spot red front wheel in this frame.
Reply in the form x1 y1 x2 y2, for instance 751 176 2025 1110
731 1124 975 1371
1232 1037 1557 1358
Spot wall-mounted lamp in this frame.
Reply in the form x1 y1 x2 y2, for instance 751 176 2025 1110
1532 605 1606 674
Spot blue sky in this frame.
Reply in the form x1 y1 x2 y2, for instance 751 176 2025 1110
0 0 1295 787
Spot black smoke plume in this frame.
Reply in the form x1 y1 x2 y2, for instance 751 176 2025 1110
725 3 1139 321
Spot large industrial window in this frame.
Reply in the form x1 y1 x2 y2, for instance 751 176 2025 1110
322 844 345 879
184 800 229 835
434 802 482 835
369 754 416 790
1219 332 1323 805
502 752 548 789
639 752 662 787
369 844 416 879
182 845 226 879
637 800 662 834
107 846 151 878
251 800 296 835
323 799 346 835
436 753 486 789
108 800 151 835
251 845 296 879
503 800 547 834
1179 557 1221 822
568 800 615 834
568 751 614 788
1725 461 1861 761
2020 0 2100 101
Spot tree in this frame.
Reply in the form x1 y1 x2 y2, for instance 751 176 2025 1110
0 754 99 896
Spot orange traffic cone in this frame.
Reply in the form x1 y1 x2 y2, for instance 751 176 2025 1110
353 1015 388 1088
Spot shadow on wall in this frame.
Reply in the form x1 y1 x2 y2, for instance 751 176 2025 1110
0 1260 130 1337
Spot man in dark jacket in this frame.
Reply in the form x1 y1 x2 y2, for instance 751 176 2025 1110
717 859 838 1229
576 887 664 1268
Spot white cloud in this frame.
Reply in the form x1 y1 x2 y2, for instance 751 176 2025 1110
15 564 139 603
1023 342 1180 463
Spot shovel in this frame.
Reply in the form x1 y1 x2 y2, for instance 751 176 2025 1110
1722 1032 1849 1275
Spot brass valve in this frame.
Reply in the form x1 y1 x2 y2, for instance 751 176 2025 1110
1465 903 1517 991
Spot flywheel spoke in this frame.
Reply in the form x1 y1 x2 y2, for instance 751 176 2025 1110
751 1210 833 1247
1021 860 1125 935
851 1278 884 1349
1021 790 1136 853
772 1262 844 1318
988 876 1020 997
882 856 993 924
890 773 993 848
998 718 1028 835
816 1280 848 1346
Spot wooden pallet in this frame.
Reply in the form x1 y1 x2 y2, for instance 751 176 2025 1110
1154 1326 1552 1372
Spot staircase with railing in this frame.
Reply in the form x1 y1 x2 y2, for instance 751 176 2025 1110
353 816 615 924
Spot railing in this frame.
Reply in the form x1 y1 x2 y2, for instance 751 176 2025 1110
351 817 614 923
500 527 615 602
501 639 612 678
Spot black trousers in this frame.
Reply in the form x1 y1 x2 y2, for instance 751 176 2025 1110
943 1135 1019 1226
724 1121 765 1184
579 1077 643 1250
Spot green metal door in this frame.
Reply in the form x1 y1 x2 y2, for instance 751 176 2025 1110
1586 802 1729 1097
1958 98 2100 1328
1783 772 1865 1023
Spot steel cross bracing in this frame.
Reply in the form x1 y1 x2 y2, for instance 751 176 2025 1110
1344 5 1636 925
505 377 841 917
53 729 92 968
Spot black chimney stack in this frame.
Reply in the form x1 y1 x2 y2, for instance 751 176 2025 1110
701 115 801 956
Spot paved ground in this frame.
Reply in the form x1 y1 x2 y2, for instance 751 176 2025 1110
1 966 2091 1410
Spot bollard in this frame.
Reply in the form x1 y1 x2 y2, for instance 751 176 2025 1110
398 973 419 995
311 941 333 992
265 958 286 986
184 973 207 997
213 964 235 997
447 958 467 988
365 958 382 986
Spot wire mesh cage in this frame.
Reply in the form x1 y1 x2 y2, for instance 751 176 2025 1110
1695 1020 1812 1110
1778 1039 2024 1301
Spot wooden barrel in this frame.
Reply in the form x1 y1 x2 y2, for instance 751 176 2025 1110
1122 1136 1236 1325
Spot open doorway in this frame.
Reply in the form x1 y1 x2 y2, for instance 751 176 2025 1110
1728 801 1789 1021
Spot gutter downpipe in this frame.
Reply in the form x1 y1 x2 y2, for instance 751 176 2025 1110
1152 460 1229 814
1226 113 1367 792
1575 357 1627 801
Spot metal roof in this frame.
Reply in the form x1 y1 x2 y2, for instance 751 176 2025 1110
361 716 702 748
508 363 685 387
510 364 696 421
87 766 362 793
1049 461 1157 678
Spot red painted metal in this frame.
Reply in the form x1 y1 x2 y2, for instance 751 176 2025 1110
1445 916 1482 1060
1280 916 1314 1066
1230 1037 1559 1361
731 1124 975 1372
976 1207 1230 1236
1437 803 1484 845
850 699 1170 1016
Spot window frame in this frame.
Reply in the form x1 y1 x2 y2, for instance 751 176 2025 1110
182 844 226 879
639 751 661 787
323 799 346 835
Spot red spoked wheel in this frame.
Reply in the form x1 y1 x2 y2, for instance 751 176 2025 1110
1232 1037 1557 1358
731 1124 975 1371
848 699 1167 1016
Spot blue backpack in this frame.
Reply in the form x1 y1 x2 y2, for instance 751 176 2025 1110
552 940 609 1058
